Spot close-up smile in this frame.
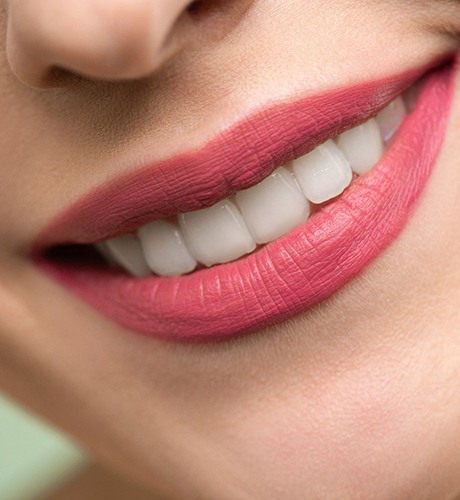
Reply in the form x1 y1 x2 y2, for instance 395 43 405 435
2 1 460 497
34 58 457 342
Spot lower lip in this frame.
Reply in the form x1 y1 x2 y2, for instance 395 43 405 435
38 62 456 342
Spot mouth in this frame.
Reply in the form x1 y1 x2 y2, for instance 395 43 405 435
34 57 457 342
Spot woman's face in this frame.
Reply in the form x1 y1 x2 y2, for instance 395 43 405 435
1 1 460 498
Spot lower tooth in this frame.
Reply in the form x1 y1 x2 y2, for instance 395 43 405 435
292 140 353 204
179 199 256 267
235 167 309 244
138 220 197 276
104 234 151 278
336 118 384 175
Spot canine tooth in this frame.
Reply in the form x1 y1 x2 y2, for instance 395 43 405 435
235 167 309 244
375 96 406 143
403 78 425 113
138 221 197 276
179 200 256 267
292 140 353 204
95 242 117 265
337 118 384 175
105 234 151 277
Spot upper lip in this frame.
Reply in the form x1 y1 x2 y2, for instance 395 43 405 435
32 59 442 253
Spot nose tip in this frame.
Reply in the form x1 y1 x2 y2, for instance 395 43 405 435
6 0 195 88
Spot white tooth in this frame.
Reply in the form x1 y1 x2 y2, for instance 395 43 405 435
402 78 425 113
138 220 197 276
179 200 256 267
292 140 353 205
337 118 384 175
105 234 151 277
375 96 406 143
95 242 117 266
235 167 309 244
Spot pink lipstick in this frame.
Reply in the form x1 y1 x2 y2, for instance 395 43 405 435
35 59 457 342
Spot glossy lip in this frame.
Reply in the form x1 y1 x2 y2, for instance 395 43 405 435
35 58 457 342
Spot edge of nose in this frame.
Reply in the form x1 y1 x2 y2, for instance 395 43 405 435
6 0 195 88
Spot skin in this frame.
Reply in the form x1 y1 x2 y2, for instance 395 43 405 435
0 0 460 498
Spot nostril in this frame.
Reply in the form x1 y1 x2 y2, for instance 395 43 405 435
187 1 202 12
185 0 255 32
186 0 230 18
186 1 211 15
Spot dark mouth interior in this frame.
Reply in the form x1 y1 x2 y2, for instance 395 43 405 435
44 244 111 270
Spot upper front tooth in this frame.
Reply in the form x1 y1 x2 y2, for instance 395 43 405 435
292 140 353 204
138 220 197 276
375 96 406 143
104 234 151 277
179 199 256 267
336 118 384 175
235 167 309 244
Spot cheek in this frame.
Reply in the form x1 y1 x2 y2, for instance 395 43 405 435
213 341 460 499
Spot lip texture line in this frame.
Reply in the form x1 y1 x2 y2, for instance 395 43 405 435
37 61 456 342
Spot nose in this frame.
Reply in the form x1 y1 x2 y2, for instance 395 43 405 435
6 0 197 88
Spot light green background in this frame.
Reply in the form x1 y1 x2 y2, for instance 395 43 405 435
0 394 87 500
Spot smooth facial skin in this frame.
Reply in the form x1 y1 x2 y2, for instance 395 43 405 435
0 1 460 498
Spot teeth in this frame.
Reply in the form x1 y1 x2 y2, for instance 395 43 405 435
104 234 151 277
292 140 353 204
235 167 309 244
403 77 425 113
179 200 256 267
99 92 410 277
336 118 384 175
375 96 406 143
138 220 197 276
95 242 117 266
